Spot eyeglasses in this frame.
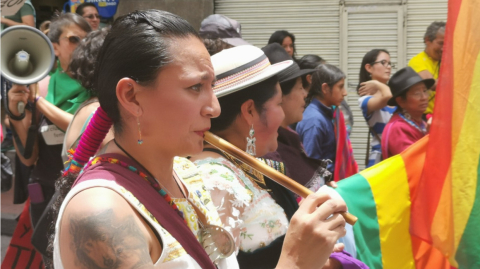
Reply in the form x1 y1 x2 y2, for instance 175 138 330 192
371 60 395 68
60 35 82 44
410 89 430 99
83 14 100 20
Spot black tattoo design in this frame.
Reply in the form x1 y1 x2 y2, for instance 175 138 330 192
69 209 153 269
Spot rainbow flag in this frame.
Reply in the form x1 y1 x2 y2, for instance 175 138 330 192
337 0 480 268
337 137 451 269
411 0 480 267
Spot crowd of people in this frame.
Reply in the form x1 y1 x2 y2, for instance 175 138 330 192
1 4 445 269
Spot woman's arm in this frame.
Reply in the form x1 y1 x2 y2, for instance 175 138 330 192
7 84 39 166
35 96 73 132
301 126 326 160
1 15 34 28
1 4 35 28
358 80 392 115
59 187 157 269
33 79 73 132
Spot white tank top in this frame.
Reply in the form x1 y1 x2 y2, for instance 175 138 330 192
53 157 238 269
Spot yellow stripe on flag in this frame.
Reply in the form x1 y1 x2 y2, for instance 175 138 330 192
361 155 415 269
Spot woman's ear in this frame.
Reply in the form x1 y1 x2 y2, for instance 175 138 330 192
116 78 143 118
321 83 330 96
365 63 373 75
306 74 313 85
240 99 256 126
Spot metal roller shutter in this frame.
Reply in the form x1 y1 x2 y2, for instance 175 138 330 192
214 0 341 66
406 0 448 61
344 0 401 5
340 5 405 170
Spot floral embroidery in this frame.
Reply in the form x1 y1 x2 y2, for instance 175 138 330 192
195 157 289 253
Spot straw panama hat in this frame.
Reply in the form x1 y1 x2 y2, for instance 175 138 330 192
211 45 293 97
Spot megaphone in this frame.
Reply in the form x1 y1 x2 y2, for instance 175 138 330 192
1 25 55 119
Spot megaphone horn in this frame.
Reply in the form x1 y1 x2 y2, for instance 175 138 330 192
1 25 55 116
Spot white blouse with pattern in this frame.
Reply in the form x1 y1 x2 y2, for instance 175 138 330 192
194 157 289 253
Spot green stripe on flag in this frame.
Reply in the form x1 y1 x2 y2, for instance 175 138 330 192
337 173 383 269
455 160 480 269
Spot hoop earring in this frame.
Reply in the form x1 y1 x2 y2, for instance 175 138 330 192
137 117 143 145
246 124 256 156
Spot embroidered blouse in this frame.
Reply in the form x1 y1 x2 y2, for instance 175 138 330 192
194 156 289 253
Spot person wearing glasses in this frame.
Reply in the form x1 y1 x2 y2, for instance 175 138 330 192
76 2 100 30
6 12 91 246
356 49 395 167
381 67 434 159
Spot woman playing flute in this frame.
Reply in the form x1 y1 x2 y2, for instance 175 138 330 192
48 9 350 269
192 45 366 268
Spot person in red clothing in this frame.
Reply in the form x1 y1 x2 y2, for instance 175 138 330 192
382 67 435 158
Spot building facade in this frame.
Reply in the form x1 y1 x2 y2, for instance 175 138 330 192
215 0 447 170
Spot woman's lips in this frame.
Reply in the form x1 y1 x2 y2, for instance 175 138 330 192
194 128 210 137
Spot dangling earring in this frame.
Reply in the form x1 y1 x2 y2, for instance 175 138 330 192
246 124 256 156
402 108 411 120
137 117 143 145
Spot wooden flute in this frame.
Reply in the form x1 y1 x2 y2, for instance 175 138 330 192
204 131 357 225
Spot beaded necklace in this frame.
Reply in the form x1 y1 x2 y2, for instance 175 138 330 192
83 140 188 224
85 141 236 264
399 113 427 134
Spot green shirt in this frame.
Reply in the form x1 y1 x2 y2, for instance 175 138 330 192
1 2 35 31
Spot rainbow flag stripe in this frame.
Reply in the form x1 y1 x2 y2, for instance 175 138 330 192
337 137 451 269
411 0 480 268
337 1 480 267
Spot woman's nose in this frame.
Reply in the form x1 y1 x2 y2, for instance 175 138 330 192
202 92 221 118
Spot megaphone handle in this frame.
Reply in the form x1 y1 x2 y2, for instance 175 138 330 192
17 101 25 114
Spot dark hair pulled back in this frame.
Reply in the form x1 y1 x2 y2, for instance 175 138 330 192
297 54 325 89
307 64 345 103
93 9 199 134
211 76 279 132
45 10 200 268
358 49 390 90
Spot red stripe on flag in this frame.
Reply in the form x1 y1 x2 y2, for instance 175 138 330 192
410 0 463 243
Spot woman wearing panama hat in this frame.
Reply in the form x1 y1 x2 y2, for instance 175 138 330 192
191 45 358 269
381 66 435 158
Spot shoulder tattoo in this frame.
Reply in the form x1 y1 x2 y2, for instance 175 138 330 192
68 209 153 269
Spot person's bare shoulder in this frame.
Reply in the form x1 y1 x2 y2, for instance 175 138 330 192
58 187 155 269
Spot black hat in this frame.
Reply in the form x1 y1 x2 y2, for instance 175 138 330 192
387 66 435 106
261 43 314 83
199 14 250 46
